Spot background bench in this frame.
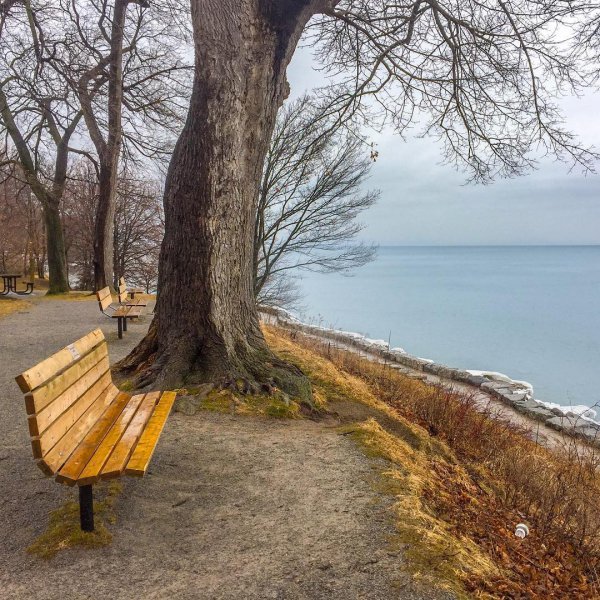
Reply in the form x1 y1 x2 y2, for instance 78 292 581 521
97 286 143 338
119 276 144 300
15 329 176 531
117 282 147 307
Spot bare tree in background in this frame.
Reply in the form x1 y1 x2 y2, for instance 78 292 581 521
0 164 45 276
0 2 85 292
113 169 163 291
61 162 99 290
62 160 163 292
67 0 190 291
0 1 190 292
255 95 377 307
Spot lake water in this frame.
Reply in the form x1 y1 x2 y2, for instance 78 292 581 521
297 246 600 411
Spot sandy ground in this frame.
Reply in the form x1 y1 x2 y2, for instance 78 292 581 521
0 296 451 600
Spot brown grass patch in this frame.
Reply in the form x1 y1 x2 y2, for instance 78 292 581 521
0 297 31 319
40 291 96 301
265 325 600 599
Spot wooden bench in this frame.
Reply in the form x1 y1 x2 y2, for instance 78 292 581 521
119 277 145 300
117 282 147 308
15 329 176 531
96 286 143 339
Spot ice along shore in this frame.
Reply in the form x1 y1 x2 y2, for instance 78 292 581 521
262 307 600 447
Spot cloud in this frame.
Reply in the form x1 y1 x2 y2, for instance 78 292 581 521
287 47 600 246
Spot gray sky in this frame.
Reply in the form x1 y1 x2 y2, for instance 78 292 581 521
287 47 600 246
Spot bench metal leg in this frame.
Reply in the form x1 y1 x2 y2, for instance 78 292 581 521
79 485 94 532
117 317 123 339
123 317 128 332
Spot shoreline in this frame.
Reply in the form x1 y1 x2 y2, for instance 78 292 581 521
261 306 600 448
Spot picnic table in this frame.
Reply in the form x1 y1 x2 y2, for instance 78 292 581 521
0 274 34 295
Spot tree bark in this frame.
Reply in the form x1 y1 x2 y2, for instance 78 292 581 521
92 0 130 292
93 163 119 291
42 200 69 294
119 0 325 398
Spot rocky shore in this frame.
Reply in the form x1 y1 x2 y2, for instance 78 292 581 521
262 307 600 447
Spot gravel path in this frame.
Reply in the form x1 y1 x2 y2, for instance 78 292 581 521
0 297 444 599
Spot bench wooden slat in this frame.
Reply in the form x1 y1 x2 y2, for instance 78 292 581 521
97 286 112 301
98 288 113 312
125 391 177 477
128 298 147 306
16 329 105 393
76 392 147 486
40 384 120 474
55 393 131 485
32 372 114 457
100 392 160 480
29 355 110 435
24 344 109 415
119 277 143 294
113 305 143 318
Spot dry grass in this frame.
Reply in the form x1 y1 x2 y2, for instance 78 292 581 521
39 290 96 301
0 297 31 319
28 481 121 559
265 325 600 599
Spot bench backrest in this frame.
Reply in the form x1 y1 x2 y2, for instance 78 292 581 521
97 286 113 312
117 282 128 304
15 329 119 475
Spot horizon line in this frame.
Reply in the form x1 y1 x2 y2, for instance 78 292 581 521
371 243 600 248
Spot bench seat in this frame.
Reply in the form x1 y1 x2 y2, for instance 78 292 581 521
15 329 176 530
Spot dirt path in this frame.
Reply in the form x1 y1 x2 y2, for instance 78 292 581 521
0 297 448 599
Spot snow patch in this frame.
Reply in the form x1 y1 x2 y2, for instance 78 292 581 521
536 400 598 422
467 370 599 425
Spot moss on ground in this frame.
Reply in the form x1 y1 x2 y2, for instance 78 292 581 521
175 387 302 419
28 481 122 559
118 379 134 392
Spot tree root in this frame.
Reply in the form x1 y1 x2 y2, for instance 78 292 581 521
114 318 314 408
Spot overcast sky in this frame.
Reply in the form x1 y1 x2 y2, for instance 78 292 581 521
287 47 600 246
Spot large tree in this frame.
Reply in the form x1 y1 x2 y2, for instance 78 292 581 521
120 0 596 397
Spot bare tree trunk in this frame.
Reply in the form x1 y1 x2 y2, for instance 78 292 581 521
92 0 129 292
119 0 321 399
93 164 119 290
43 201 69 294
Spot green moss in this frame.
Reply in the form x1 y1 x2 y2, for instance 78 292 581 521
191 388 301 419
28 481 121 559
264 397 300 418
118 379 134 392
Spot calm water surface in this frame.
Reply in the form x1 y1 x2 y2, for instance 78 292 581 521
298 246 600 410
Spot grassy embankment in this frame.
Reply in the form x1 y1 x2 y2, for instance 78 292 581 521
263 325 600 599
